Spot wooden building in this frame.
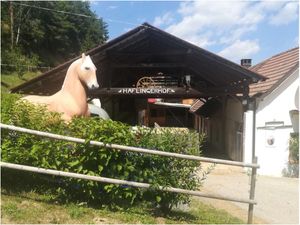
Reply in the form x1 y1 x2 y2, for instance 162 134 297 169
11 23 266 160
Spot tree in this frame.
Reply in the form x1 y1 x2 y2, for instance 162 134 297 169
1 1 108 69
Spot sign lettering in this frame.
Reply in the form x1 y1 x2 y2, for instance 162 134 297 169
118 88 176 94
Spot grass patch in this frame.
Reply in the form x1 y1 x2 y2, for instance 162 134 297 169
1 189 244 224
1 71 40 93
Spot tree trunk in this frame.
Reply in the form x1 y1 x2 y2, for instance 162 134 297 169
16 26 20 45
9 1 14 49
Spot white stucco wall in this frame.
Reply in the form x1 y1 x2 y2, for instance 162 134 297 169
244 69 299 176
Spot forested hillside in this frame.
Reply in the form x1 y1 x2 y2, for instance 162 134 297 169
1 1 108 74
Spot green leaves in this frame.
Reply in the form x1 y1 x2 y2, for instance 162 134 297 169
1 1 108 69
156 196 162 203
1 93 204 210
117 165 122 171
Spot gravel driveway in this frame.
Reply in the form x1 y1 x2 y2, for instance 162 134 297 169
197 163 299 224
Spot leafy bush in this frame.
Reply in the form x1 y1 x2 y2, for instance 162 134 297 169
289 133 299 164
1 93 204 210
284 133 299 177
1 48 40 77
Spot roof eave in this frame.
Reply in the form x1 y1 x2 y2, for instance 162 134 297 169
250 62 299 99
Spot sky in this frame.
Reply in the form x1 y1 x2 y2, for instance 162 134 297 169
90 0 299 65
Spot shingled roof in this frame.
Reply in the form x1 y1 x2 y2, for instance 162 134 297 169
11 23 266 97
249 47 299 97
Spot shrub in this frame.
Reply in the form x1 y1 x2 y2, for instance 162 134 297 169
1 93 204 210
284 133 299 177
289 133 299 164
1 48 40 77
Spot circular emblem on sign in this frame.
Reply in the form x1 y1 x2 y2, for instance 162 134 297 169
267 136 275 146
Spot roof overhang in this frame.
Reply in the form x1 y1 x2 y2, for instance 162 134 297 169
10 23 266 98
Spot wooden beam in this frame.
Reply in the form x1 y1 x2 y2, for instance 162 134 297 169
88 87 245 98
106 51 190 58
112 63 186 68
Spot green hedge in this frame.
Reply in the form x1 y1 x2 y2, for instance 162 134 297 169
1 93 204 210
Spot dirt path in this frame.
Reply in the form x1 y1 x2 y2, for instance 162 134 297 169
197 163 299 224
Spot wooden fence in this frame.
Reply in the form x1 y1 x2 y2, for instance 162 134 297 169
0 123 259 223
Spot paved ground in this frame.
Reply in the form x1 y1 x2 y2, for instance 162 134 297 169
197 163 299 224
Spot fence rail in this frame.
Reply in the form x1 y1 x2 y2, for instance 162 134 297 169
0 162 256 205
0 124 259 168
1 64 51 72
0 123 259 223
1 63 51 70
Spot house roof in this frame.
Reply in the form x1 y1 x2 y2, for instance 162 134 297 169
249 47 299 97
11 23 266 97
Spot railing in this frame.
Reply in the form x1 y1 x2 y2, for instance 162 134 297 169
1 64 51 72
0 123 259 223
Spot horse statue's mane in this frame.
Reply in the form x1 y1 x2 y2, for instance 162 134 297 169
22 53 99 121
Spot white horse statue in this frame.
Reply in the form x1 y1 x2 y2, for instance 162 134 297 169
22 53 99 121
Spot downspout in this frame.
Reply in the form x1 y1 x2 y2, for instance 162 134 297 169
251 98 257 160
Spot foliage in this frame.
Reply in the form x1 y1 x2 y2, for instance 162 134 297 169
1 1 108 68
1 48 40 77
289 133 299 164
283 133 299 177
1 93 204 211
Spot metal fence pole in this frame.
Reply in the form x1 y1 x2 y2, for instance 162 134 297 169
1 123 260 221
0 161 257 205
247 156 258 224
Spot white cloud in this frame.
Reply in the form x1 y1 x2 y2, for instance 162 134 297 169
153 12 175 27
219 25 256 44
269 2 299 25
293 35 299 47
123 27 133 33
152 0 298 62
164 1 266 48
218 39 260 62
108 5 118 10
88 0 100 6
184 33 216 48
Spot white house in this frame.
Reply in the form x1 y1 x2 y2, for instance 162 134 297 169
244 47 299 177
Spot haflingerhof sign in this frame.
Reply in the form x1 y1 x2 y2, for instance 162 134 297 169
118 88 176 94
89 87 203 98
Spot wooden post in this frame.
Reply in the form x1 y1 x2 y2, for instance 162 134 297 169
247 156 258 224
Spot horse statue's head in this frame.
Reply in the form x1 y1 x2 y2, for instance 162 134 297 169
78 53 99 90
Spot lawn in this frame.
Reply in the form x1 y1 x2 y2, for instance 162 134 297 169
1 71 40 93
1 188 244 224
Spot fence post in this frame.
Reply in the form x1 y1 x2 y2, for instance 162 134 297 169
247 156 258 224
